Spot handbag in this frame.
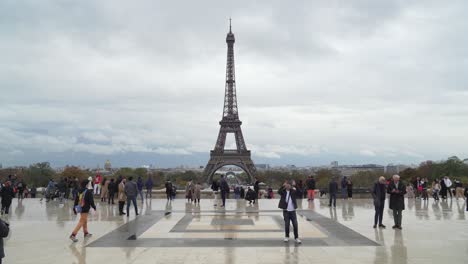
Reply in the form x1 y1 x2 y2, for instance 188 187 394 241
74 190 87 213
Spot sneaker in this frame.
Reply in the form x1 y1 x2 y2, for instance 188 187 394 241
373 225 377 228
283 237 289 242
392 225 397 229
70 235 78 242
379 224 386 229
295 238 302 244
84 233 92 238
397 226 402 230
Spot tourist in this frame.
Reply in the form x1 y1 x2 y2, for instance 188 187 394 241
145 177 154 199
65 177 72 200
220 175 229 207
101 177 108 202
0 182 14 215
464 186 468 211
442 176 453 199
136 176 144 203
107 179 116 204
0 218 9 264
347 178 353 200
30 185 37 198
87 176 93 191
57 178 67 203
432 179 440 201
413 177 422 199
234 185 241 199
118 178 126 215
306 175 316 201
211 180 219 206
165 180 173 201
185 180 194 203
254 178 260 201
194 182 202 204
421 178 428 201
16 179 25 200
328 178 338 207
454 179 464 200
406 184 415 199
341 176 348 200
372 176 387 228
72 178 79 201
296 180 304 199
124 177 139 217
171 185 177 200
278 180 301 244
240 186 245 199
245 187 256 205
70 180 96 242
94 174 102 195
387 175 406 230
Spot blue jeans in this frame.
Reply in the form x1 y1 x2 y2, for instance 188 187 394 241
341 188 347 199
329 193 336 207
126 196 138 216
138 190 144 203
221 191 227 206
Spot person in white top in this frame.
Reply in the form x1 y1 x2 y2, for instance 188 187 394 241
278 180 301 244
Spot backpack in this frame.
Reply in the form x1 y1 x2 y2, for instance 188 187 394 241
74 190 87 213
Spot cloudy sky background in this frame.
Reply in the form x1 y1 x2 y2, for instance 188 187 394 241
1 0 468 168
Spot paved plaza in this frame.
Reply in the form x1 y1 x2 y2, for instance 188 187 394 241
3 197 468 263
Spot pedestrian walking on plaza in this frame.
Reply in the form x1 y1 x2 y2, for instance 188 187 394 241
70 180 96 242
101 177 108 202
442 176 453 199
464 186 468 211
388 175 406 230
454 179 464 200
124 177 139 217
57 178 66 203
145 177 154 199
118 179 126 215
30 186 37 198
432 179 440 201
347 178 353 199
185 180 194 203
165 180 173 201
220 175 229 207
328 178 338 207
245 187 256 205
372 176 387 228
93 174 102 195
16 179 26 200
211 180 219 206
278 180 301 244
194 182 202 204
136 176 144 203
421 178 428 201
107 179 116 204
413 177 422 199
341 177 348 199
254 178 260 201
0 182 15 215
306 175 316 201
0 218 10 264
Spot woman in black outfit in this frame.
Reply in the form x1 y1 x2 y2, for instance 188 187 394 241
70 180 96 242
0 182 15 215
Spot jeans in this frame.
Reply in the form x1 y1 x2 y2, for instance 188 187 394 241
126 197 138 216
393 209 403 227
283 210 299 239
341 188 347 199
329 193 336 207
146 188 152 198
138 190 144 203
374 201 385 225
108 192 115 204
118 201 125 214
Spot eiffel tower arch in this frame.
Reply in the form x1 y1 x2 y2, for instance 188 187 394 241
204 21 257 184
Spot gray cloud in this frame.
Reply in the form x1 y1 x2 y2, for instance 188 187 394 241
1 0 468 167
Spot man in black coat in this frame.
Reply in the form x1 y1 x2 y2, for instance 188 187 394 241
254 178 260 201
0 182 15 215
220 176 229 207
328 178 338 207
107 179 116 205
387 175 407 229
0 218 9 264
372 176 387 228
306 176 316 201
278 180 301 244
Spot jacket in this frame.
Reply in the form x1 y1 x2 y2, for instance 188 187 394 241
306 178 316 190
0 219 9 258
220 178 229 193
74 189 96 213
118 182 126 201
0 186 14 205
372 182 386 207
328 181 338 194
124 181 138 198
145 179 154 189
387 181 407 210
277 186 298 210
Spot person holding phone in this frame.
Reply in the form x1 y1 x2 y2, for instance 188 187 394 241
387 175 406 230
278 180 301 244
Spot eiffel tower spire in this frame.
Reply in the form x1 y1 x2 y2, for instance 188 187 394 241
204 20 257 183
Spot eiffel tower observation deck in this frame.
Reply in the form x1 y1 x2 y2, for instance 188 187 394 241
204 20 257 183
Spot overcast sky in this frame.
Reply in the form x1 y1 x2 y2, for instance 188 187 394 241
1 0 467 168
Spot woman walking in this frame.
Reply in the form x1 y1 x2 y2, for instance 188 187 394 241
194 182 202 204
347 179 353 199
185 180 194 203
70 180 96 242
100 177 108 202
118 179 127 215
432 179 440 201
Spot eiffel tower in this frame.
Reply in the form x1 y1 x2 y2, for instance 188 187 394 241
204 20 257 183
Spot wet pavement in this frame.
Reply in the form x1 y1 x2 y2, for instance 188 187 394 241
3 197 468 263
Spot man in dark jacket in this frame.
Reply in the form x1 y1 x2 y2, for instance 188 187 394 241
0 182 15 215
306 175 316 201
145 177 154 199
341 177 348 200
387 175 406 229
328 178 338 207
0 218 9 264
372 176 387 228
107 179 116 204
278 180 301 244
254 178 260 201
220 175 229 207
165 180 173 201
124 177 139 217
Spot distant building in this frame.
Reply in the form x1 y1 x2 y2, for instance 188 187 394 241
104 160 112 171
335 164 385 177
256 164 270 170
330 161 339 167
386 164 411 175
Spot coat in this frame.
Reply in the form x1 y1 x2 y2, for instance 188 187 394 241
277 187 298 210
0 219 9 259
372 182 386 207
0 186 14 206
118 182 126 202
387 181 406 210
194 184 202 199
328 181 338 194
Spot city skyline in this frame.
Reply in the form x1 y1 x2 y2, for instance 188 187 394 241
1 1 468 168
